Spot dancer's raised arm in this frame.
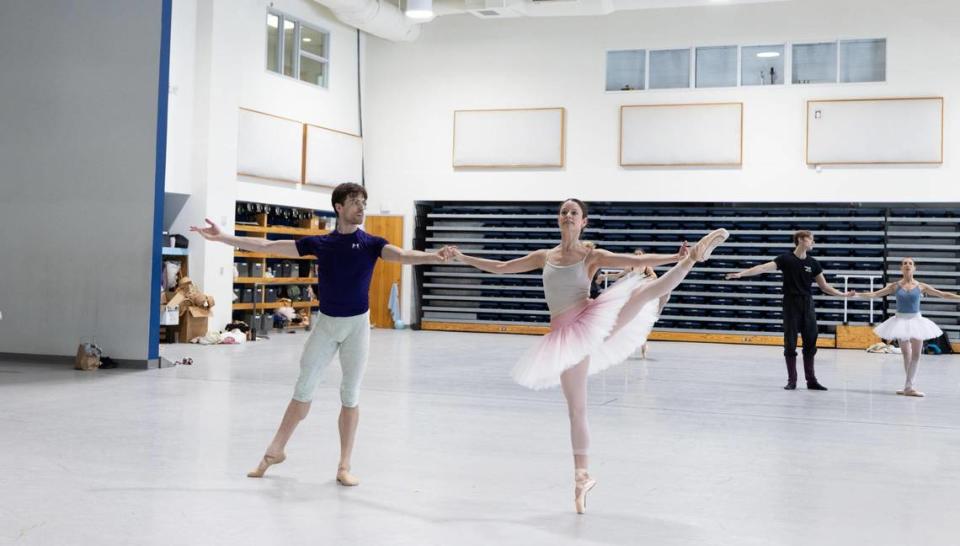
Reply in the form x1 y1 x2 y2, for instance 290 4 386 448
725 261 776 280
590 244 687 269
191 218 300 257
920 283 960 301
381 244 450 265
854 283 897 299
814 274 855 298
451 247 548 274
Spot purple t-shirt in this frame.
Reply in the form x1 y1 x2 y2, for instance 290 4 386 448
295 229 388 317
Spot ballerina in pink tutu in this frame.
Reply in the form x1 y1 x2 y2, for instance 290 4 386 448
448 199 729 514
855 257 960 397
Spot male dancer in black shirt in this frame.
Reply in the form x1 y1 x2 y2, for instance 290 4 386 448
726 230 854 390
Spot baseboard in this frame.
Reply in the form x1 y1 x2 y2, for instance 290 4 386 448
0 352 168 370
0 352 73 365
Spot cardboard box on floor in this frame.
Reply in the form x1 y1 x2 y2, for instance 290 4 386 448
178 305 211 341
165 290 215 342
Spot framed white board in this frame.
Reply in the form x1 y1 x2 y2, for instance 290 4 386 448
620 103 743 167
453 107 565 168
304 124 363 188
237 108 303 183
806 97 943 165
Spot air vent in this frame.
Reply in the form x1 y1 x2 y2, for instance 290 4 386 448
465 0 524 18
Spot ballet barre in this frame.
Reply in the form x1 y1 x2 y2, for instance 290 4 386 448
841 274 882 324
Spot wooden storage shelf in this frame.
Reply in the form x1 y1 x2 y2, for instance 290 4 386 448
233 300 319 310
231 204 339 321
235 225 329 236
234 277 315 284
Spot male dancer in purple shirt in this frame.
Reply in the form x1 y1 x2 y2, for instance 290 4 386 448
193 183 447 485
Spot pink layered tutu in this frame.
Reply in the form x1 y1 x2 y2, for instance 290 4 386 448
511 273 660 390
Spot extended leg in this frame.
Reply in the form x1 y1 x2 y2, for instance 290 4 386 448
248 320 339 478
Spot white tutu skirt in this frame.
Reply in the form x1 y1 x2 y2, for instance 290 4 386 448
873 313 943 341
511 273 659 390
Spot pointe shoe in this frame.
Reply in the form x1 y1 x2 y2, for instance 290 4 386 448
574 469 596 515
336 467 360 486
903 388 925 397
690 229 730 263
247 453 286 478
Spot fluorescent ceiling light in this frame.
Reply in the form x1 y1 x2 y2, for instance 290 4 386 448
756 51 781 58
303 37 312 42
405 10 433 19
405 0 434 20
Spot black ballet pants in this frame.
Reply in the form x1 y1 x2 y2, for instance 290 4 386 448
782 294 818 357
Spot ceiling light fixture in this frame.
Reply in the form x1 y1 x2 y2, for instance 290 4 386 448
405 0 434 20
756 51 781 58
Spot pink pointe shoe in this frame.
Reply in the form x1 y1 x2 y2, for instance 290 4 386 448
574 469 597 514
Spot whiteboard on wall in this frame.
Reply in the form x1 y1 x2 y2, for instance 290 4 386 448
304 124 363 188
806 97 943 165
620 103 743 167
237 108 303 183
453 108 565 168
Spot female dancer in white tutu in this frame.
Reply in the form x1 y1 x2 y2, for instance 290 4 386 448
855 257 960 397
448 199 729 513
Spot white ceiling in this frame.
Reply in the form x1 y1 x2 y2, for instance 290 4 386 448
430 0 795 19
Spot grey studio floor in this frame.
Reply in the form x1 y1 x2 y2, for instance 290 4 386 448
2 330 960 546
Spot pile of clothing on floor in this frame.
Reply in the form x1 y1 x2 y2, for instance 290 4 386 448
866 342 901 354
189 321 250 345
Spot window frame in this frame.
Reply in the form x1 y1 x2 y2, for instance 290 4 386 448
695 45 740 89
266 9 331 89
604 49 648 92
838 37 887 83
605 37 885 92
791 41 839 85
647 47 692 90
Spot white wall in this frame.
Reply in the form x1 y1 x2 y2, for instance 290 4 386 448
166 0 197 195
0 1 164 360
361 0 960 322
167 0 361 330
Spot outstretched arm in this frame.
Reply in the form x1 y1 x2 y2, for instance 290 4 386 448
855 283 897 299
591 246 686 269
190 218 300 257
921 283 960 301
726 261 777 280
452 247 547 274
815 273 855 297
381 244 449 265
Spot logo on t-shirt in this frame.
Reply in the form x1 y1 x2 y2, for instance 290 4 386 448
804 266 812 273
352 243 360 249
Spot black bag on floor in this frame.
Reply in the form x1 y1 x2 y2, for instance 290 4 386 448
925 332 953 355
